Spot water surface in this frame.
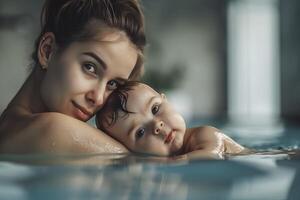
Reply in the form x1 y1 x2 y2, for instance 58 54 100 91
1 127 300 200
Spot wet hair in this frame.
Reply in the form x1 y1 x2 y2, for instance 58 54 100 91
96 81 139 132
31 0 146 80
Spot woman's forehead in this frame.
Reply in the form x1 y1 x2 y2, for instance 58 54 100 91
70 34 138 79
85 19 127 42
100 30 127 42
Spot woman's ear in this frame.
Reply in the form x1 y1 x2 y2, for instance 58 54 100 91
38 32 56 70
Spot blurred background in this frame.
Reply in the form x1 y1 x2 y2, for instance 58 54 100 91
0 0 299 134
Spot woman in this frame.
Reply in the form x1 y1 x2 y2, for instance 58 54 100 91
0 0 146 154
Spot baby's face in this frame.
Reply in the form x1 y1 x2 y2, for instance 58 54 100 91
104 84 186 156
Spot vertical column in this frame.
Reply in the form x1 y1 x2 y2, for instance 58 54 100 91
226 0 283 136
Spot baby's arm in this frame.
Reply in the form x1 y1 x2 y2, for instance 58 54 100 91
182 126 245 159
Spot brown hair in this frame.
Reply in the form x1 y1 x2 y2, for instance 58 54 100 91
31 0 146 79
96 81 140 131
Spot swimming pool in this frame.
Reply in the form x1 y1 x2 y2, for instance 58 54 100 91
0 125 300 200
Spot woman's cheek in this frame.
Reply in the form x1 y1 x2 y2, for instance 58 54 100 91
64 66 91 93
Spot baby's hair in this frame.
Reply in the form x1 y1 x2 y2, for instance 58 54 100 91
96 81 140 131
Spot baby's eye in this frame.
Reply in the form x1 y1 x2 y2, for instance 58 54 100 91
152 104 160 115
107 80 119 91
136 128 145 139
83 63 96 74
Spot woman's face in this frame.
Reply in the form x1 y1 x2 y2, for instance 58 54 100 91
40 31 138 121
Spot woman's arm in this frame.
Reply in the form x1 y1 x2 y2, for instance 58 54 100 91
0 112 129 154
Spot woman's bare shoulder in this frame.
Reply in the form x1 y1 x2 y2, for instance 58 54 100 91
31 112 94 130
0 112 128 154
0 111 95 135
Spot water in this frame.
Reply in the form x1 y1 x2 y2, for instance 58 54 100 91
0 127 300 200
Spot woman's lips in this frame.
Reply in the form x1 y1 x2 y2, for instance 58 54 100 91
164 131 174 144
71 101 92 121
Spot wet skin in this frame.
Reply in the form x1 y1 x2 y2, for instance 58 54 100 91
99 83 246 158
0 30 139 154
40 31 138 121
102 84 186 156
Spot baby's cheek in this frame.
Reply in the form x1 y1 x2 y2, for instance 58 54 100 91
174 114 186 128
143 140 168 156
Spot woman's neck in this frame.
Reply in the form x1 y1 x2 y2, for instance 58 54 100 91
6 68 47 115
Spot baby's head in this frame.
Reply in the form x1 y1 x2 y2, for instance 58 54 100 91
96 82 186 156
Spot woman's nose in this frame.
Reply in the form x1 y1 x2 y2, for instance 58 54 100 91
86 84 106 107
154 120 164 135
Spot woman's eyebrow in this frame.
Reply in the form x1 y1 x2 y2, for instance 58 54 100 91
82 52 107 70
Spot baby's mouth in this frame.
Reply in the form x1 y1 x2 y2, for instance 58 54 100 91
164 131 174 144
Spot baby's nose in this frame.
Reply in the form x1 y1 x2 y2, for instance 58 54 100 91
154 120 164 135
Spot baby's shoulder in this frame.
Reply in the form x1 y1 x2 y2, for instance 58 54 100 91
181 125 224 154
188 125 220 138
183 125 223 148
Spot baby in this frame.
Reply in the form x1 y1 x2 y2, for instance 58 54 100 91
96 81 246 159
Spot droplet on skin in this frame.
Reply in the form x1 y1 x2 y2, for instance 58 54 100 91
72 133 80 143
104 143 123 153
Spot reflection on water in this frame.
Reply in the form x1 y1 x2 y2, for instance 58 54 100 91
1 128 300 200
0 151 300 200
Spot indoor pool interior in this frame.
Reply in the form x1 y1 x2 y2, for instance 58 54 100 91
1 0 300 200
0 123 300 200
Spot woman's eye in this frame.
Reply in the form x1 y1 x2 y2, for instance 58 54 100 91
107 80 119 90
83 63 96 74
152 104 160 115
136 128 145 139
